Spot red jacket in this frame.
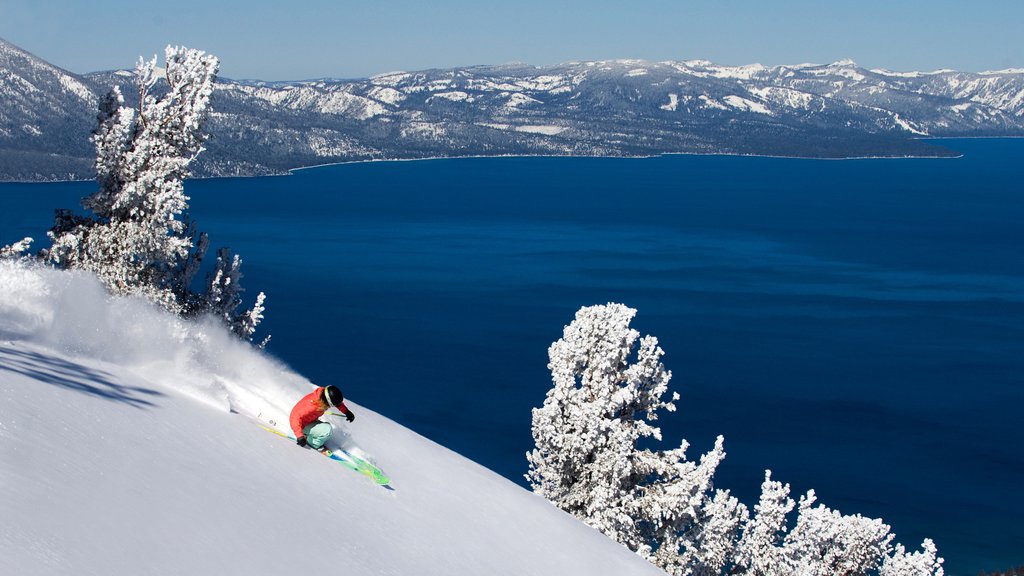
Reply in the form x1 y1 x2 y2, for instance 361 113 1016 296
289 387 350 439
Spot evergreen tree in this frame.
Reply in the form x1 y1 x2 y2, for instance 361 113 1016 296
783 490 893 576
880 540 944 576
530 304 944 576
0 237 33 260
204 247 266 340
45 46 266 341
527 303 734 572
639 444 746 576
733 470 795 575
734 471 943 576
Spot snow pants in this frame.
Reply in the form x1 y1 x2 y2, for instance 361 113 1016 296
303 421 333 449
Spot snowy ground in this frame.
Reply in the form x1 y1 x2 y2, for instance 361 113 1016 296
0 261 663 576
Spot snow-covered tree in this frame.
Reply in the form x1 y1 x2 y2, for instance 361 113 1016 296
733 471 943 576
527 304 671 535
44 46 266 341
204 247 265 341
733 470 796 576
0 237 33 260
675 489 747 576
643 464 748 576
881 540 945 576
527 303 737 573
530 304 944 576
48 48 216 308
782 490 894 576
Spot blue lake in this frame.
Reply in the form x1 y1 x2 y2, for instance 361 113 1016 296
2 139 1022 574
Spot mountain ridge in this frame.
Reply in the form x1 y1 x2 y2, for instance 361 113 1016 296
3 37 1023 181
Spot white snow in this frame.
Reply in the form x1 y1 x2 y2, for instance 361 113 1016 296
238 85 387 120
428 90 474 103
710 63 767 80
870 69 927 78
369 71 412 86
307 133 367 157
504 93 542 108
798 59 867 81
660 93 679 112
367 86 405 106
3 73 40 95
979 68 1024 75
477 122 511 131
891 112 928 135
514 125 567 135
427 80 454 92
723 95 774 115
0 261 663 576
457 122 566 135
747 86 815 110
626 68 648 77
317 91 388 119
400 121 447 139
56 74 96 104
465 79 513 92
670 61 767 80
514 75 568 92
699 95 730 111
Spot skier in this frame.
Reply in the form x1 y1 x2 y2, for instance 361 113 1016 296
289 385 355 450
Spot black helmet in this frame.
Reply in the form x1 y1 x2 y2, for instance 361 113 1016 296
323 385 344 407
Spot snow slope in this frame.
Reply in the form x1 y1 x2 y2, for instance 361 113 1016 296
0 261 663 576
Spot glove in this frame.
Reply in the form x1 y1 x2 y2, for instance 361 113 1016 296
345 411 355 423
296 436 308 447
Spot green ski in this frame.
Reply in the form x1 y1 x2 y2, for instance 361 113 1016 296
258 422 391 486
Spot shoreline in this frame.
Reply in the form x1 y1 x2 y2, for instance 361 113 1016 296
0 142 988 185
918 135 1024 140
286 147 964 176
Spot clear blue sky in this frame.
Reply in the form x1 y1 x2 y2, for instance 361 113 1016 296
2 0 1021 80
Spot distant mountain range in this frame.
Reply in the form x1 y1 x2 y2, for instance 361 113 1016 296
2 37 1023 181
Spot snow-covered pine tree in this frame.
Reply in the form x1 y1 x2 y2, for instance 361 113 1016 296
45 46 266 341
782 490 894 576
733 470 944 576
528 303 674 542
671 488 747 576
204 247 266 340
732 470 795 575
639 440 747 576
48 49 217 310
881 540 944 576
527 303 737 574
0 237 33 260
530 304 944 576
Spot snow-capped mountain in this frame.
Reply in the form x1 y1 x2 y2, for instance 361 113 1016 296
722 59 1024 134
3 36 1024 181
0 39 99 180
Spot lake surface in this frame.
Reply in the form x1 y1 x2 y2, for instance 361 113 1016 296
2 140 1022 574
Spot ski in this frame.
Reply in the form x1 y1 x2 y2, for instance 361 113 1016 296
258 421 391 486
